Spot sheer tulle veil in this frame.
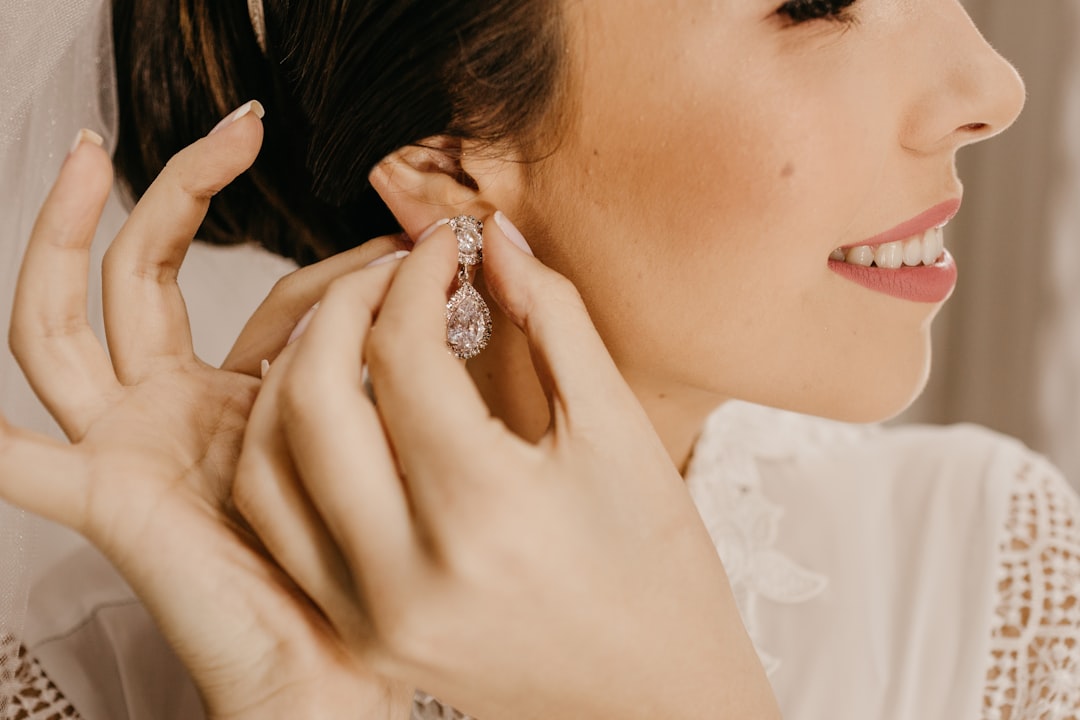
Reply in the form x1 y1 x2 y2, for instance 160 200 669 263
0 0 118 710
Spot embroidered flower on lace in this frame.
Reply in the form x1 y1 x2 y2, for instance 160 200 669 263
685 401 871 675
983 459 1080 720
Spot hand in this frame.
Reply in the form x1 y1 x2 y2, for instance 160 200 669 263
234 214 781 719
0 109 413 719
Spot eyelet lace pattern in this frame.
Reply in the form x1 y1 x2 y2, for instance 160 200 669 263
0 638 78 720
983 457 1080 720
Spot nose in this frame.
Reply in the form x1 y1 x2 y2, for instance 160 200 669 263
900 1 1026 155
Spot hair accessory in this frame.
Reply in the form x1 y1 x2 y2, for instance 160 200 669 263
247 0 268 55
446 216 492 360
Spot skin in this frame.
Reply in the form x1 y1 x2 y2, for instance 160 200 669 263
412 0 1026 470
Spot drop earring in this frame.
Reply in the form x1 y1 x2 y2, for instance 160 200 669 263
446 215 493 360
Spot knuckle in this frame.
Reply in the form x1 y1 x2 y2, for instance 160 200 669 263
363 322 398 378
162 151 222 202
545 272 586 308
279 369 316 426
268 269 303 301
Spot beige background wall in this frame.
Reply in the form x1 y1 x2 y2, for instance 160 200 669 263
900 0 1080 487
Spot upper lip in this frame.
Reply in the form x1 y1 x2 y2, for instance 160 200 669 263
839 198 963 251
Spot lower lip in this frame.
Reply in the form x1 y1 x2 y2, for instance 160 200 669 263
828 250 958 303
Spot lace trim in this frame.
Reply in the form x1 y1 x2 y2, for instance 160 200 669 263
0 638 80 720
685 401 868 675
984 458 1080 720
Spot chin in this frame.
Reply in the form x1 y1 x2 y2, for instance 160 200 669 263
803 345 933 424
727 337 934 425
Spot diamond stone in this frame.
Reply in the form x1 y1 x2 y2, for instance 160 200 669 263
450 216 483 266
446 282 492 359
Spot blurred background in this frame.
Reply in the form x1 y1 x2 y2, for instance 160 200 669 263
899 0 1080 489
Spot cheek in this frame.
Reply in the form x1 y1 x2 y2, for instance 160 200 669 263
524 67 936 422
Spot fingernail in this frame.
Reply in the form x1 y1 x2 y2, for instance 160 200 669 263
209 100 266 136
413 218 450 247
287 302 319 346
494 211 534 257
260 359 271 379
365 249 411 268
69 128 104 156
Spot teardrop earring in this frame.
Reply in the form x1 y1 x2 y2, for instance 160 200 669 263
446 216 493 360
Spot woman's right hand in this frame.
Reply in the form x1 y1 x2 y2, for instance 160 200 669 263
234 213 782 720
0 108 414 720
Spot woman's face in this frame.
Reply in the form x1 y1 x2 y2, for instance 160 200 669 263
509 0 1025 423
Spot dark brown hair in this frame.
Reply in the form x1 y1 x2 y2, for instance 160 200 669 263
111 0 565 266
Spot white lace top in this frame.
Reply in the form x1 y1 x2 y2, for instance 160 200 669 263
4 400 1079 720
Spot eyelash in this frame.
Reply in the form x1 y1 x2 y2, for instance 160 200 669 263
777 0 859 25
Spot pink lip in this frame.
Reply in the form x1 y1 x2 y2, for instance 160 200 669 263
840 198 962 250
829 251 958 303
828 198 963 304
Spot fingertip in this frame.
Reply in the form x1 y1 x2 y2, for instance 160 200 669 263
493 211 534 256
480 212 545 326
207 100 266 137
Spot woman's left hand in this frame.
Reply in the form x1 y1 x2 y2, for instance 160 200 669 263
234 214 778 720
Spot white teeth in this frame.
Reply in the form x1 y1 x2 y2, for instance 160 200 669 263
874 240 904 269
836 226 947 268
845 246 875 267
922 227 944 265
903 235 924 266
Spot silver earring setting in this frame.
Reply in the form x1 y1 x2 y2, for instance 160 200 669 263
446 216 492 360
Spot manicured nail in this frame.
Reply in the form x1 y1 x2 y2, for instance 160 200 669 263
260 359 271 379
365 250 411 268
413 218 450 247
287 302 319 346
69 129 104 156
209 100 266 136
494 211 534 257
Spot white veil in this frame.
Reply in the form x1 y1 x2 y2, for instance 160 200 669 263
0 0 118 710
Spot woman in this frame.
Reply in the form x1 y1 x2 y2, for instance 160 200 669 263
1 0 1077 718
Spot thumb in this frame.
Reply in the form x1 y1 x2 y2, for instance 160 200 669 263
482 212 640 432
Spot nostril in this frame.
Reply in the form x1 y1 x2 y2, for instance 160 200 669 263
963 122 990 132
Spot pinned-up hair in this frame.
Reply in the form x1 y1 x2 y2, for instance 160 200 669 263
111 0 567 266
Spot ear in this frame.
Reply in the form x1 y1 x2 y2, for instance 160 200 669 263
369 137 524 241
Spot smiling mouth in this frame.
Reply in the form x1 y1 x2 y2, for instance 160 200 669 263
829 225 945 269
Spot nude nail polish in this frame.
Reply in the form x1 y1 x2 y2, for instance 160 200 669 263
69 129 104 155
365 250 411 268
209 100 266 136
495 211 534 256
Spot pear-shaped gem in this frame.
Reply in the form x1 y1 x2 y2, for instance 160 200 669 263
446 281 492 359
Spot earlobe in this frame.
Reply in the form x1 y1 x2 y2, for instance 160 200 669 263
369 140 486 241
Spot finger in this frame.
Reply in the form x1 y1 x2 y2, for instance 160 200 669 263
232 343 362 625
102 102 265 384
9 134 123 440
364 225 505 484
277 260 416 577
0 415 89 528
481 213 644 435
222 234 411 377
